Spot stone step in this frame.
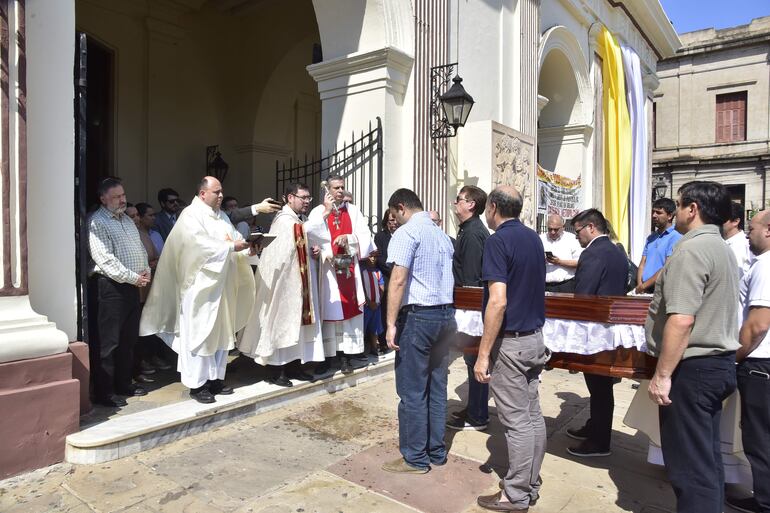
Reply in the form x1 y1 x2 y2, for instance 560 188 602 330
65 353 395 465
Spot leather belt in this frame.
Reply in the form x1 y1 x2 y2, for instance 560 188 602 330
501 328 541 338
400 304 453 313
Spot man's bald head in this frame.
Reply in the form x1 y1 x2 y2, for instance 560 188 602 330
485 186 523 230
429 210 443 227
198 175 224 211
748 209 770 256
754 209 770 225
546 214 566 241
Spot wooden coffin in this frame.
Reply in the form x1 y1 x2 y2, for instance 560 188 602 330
453 287 657 379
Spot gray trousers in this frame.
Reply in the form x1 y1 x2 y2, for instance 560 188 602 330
489 332 550 507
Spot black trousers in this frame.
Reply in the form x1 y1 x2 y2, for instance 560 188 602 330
659 352 736 513
94 276 140 399
584 373 614 449
737 358 770 513
545 279 576 293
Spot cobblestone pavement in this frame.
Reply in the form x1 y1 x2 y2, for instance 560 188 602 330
1 356 682 513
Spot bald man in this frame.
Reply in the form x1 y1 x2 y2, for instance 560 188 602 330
726 209 770 513
141 176 269 403
474 186 548 511
540 214 581 293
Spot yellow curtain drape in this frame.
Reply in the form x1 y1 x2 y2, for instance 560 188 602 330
600 27 632 249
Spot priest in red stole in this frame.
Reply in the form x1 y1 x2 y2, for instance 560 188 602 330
306 175 375 373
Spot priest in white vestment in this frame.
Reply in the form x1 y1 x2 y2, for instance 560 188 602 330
305 175 375 373
140 176 259 404
238 183 323 386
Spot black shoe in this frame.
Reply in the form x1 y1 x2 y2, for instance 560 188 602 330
189 386 216 403
149 355 172 370
567 440 611 457
134 374 156 384
268 375 293 387
446 416 489 431
138 360 156 375
340 356 353 374
116 385 148 397
314 360 332 375
451 408 468 420
725 496 760 513
288 370 315 382
565 424 590 441
93 396 127 408
208 379 234 395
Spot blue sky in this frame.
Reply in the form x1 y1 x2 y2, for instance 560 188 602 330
660 0 770 34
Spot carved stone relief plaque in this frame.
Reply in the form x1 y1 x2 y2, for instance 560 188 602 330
491 125 537 227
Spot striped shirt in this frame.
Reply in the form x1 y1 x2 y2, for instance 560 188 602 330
362 268 384 304
387 210 454 306
89 206 149 284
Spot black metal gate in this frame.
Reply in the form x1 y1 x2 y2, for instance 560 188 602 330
275 118 383 231
74 32 89 343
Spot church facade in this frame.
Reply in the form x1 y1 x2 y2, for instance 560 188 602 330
1 0 678 477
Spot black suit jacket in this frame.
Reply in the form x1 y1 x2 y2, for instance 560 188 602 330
229 206 256 225
574 236 628 296
374 230 393 280
153 211 176 241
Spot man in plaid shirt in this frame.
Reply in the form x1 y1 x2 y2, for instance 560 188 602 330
89 177 151 407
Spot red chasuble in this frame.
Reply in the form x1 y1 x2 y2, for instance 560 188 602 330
327 206 360 320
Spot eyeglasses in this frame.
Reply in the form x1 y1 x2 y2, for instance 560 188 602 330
574 224 590 234
293 195 313 202
455 196 471 204
166 198 181 204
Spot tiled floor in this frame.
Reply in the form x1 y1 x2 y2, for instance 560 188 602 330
1 355 689 513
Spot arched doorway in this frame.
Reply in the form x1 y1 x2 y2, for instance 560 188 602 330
536 26 593 225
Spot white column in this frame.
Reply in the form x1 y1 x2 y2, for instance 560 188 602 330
1 0 69 363
307 47 414 201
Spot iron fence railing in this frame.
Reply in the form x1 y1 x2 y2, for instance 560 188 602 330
276 118 383 232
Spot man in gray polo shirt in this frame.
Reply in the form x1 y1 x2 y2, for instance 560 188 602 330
646 180 739 513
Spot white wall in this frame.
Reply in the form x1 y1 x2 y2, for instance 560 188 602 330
27 0 78 339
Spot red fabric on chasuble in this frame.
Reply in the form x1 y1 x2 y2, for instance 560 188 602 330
293 223 314 325
327 206 360 320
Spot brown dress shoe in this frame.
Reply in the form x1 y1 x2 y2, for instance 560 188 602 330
477 491 529 512
381 457 428 474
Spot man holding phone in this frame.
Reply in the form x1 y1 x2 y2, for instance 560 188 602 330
540 214 582 293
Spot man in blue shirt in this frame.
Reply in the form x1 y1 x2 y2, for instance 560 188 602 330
381 188 456 474
636 197 681 293
474 186 548 512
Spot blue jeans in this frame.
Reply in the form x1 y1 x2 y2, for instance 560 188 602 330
463 351 489 424
395 307 456 468
659 352 736 513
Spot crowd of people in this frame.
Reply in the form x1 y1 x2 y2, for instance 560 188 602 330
87 175 769 513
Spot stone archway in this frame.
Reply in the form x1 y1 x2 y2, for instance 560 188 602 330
537 26 593 188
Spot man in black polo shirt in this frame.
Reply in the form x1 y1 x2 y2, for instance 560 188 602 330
448 185 491 432
474 185 548 512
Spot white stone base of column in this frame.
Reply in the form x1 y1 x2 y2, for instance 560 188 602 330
0 296 70 364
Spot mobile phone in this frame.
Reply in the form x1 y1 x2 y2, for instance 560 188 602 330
545 251 554 259
268 198 283 206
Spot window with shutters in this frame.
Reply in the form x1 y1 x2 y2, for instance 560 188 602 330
715 91 747 143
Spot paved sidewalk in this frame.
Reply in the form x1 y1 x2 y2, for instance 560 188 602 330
1 356 680 513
